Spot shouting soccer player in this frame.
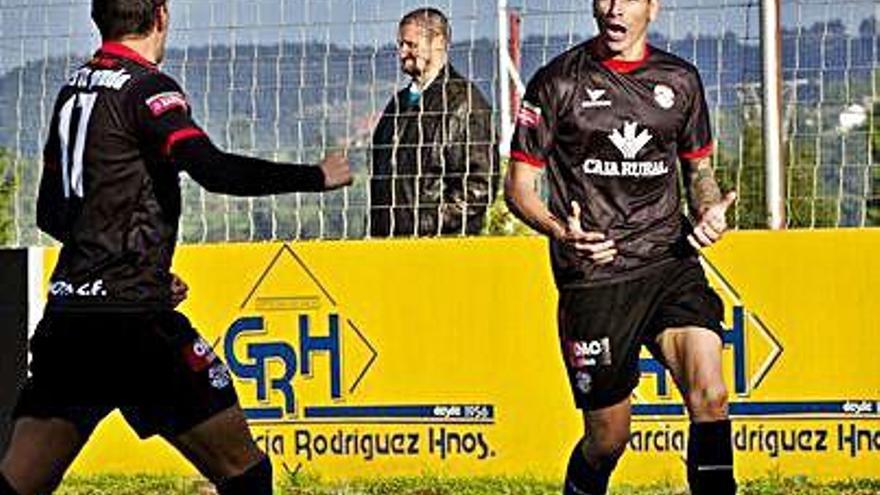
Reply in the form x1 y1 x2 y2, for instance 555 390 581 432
0 1 351 494
504 0 738 493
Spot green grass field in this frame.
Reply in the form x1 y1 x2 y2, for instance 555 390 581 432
54 474 880 495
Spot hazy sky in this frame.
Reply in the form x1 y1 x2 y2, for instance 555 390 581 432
0 0 876 72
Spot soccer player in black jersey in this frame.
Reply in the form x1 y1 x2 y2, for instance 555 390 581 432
0 1 351 494
505 0 737 494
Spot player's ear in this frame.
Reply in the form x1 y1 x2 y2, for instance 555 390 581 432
155 2 169 35
648 0 660 23
592 0 604 20
432 33 448 58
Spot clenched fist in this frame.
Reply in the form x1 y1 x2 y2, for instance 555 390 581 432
320 152 353 190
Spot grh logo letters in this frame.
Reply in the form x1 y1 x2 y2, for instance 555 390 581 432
225 314 342 416
221 245 377 422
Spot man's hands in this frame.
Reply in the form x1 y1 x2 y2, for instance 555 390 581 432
558 201 617 266
688 191 737 249
170 272 189 308
320 152 353 190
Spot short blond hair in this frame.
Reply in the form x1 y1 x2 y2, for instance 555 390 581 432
399 7 451 43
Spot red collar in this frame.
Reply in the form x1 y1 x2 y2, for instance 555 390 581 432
599 43 651 74
98 42 157 69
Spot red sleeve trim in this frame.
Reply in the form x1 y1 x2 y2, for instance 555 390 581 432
163 127 206 156
510 150 546 169
679 142 714 161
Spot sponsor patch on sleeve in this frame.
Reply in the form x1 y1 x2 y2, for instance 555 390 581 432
515 101 543 128
182 336 218 372
146 91 189 117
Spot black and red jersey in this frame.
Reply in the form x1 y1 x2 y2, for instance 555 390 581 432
38 42 325 311
511 39 714 288
38 43 204 311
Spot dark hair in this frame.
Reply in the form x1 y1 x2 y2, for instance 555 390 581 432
91 0 166 40
399 7 451 42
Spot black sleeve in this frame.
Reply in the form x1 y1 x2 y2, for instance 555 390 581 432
170 136 325 196
133 72 326 196
677 68 714 161
510 69 557 169
133 72 206 157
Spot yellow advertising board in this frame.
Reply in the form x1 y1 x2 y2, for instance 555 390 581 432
40 231 879 483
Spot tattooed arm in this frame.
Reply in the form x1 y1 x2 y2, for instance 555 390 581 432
682 156 737 248
685 156 724 214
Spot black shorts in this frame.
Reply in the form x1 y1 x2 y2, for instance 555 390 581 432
557 257 724 411
13 310 238 439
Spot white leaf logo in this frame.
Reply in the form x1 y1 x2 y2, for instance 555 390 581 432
608 121 653 160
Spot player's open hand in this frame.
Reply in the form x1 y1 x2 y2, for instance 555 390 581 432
688 191 737 249
170 272 189 308
320 151 353 190
560 201 617 265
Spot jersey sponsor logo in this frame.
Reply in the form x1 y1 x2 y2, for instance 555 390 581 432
566 337 612 368
515 101 542 128
582 159 670 177
67 67 131 91
183 336 218 372
146 91 189 117
208 363 232 389
653 84 675 109
575 371 593 394
609 121 653 159
48 279 108 298
581 122 669 178
581 87 612 108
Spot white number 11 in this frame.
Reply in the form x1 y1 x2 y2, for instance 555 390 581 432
57 92 98 199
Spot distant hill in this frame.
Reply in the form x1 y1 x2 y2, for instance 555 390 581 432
1 16 876 156
0 17 876 242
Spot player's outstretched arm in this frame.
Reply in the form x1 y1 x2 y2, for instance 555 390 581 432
171 136 352 196
504 160 616 265
682 155 736 249
135 74 351 196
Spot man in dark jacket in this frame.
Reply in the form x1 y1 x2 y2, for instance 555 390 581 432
370 7 498 237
